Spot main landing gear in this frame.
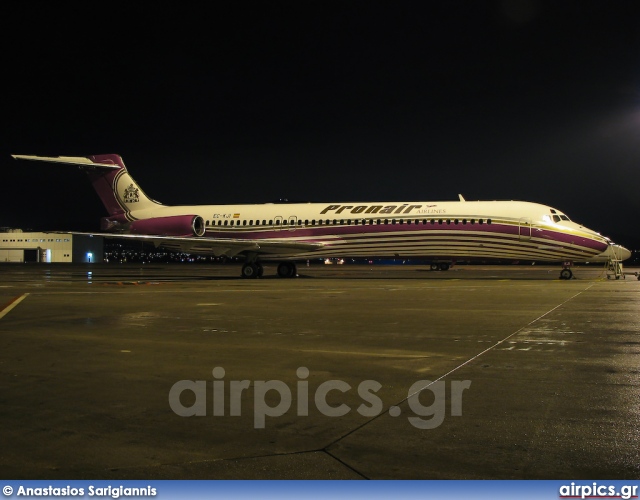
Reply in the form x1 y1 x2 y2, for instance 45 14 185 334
276 262 297 278
241 262 264 279
241 261 297 279
430 262 451 271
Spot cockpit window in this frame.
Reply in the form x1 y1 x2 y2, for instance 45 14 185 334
549 208 571 223
551 214 571 222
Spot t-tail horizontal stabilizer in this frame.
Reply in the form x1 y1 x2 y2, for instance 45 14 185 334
12 154 163 217
11 154 122 169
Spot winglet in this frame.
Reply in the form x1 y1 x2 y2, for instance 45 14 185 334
458 194 466 202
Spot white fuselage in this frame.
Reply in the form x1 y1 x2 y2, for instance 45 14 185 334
127 199 615 262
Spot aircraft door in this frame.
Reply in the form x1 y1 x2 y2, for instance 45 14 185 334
288 215 298 231
519 218 532 240
274 215 283 231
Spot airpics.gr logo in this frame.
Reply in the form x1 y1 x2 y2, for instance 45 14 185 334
168 367 472 429
123 184 140 203
559 482 638 500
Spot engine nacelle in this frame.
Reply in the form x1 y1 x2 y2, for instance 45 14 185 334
127 215 206 237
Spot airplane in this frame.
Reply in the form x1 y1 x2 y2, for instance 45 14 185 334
11 154 632 280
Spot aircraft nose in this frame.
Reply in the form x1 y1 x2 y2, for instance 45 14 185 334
617 245 632 262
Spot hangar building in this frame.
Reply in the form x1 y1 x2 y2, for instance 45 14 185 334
0 229 104 263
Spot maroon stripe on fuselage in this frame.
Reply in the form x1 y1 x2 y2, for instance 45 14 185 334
203 221 606 253
535 228 607 252
321 236 599 258
205 220 507 239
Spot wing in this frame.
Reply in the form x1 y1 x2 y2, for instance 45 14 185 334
56 232 323 258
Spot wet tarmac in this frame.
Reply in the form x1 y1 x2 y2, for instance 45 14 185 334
0 263 639 479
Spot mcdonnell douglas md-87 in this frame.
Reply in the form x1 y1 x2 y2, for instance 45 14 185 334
12 154 631 279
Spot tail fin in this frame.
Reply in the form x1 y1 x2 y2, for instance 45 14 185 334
11 154 163 219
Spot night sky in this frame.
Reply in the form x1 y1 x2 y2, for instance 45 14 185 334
2 1 639 248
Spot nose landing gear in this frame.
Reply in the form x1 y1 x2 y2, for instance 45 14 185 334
559 268 573 280
559 262 573 280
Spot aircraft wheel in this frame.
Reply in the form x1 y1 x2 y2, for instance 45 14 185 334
241 263 260 279
560 268 572 280
430 263 439 271
277 262 297 278
439 262 450 271
256 263 264 277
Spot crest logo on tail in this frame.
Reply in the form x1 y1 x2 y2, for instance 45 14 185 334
123 184 140 203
